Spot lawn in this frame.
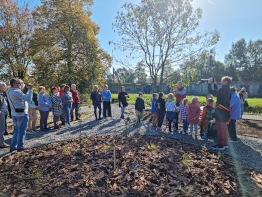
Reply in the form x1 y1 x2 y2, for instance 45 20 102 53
110 94 262 114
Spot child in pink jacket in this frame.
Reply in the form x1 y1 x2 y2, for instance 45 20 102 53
187 97 201 139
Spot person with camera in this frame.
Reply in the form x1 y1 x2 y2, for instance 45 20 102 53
6 78 33 152
0 82 9 149
208 76 232 151
238 87 248 118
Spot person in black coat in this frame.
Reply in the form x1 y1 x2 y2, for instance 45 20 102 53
155 92 166 131
90 85 102 120
135 92 145 123
118 86 129 119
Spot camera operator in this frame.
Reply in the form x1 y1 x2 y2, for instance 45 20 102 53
238 87 248 118
6 78 33 152
208 76 232 151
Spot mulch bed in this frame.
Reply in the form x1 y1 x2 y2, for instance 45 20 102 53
1 135 256 197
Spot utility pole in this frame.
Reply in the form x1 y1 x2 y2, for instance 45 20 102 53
112 50 115 84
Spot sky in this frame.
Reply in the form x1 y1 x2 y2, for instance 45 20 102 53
30 0 262 70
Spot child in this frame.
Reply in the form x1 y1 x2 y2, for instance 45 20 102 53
165 93 178 132
118 86 129 119
151 93 158 127
201 98 214 139
179 98 188 135
135 92 145 123
156 92 166 131
187 97 201 139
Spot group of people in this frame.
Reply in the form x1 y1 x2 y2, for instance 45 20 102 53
0 79 80 152
0 76 248 152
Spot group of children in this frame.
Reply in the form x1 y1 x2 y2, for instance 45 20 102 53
135 92 214 138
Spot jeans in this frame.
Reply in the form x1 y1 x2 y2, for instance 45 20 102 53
0 112 6 146
103 101 111 117
183 120 188 133
121 107 126 117
64 104 72 124
228 120 237 141
190 123 198 135
241 104 244 117
157 111 165 128
40 111 49 130
71 103 79 120
10 115 29 149
215 119 228 146
94 103 101 119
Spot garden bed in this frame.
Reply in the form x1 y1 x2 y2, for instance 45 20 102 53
1 135 261 196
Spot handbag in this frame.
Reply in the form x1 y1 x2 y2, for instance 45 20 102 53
244 100 249 108
212 104 230 122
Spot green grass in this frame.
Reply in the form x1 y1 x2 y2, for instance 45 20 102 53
110 93 262 114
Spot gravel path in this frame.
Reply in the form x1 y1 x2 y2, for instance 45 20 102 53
1 104 262 172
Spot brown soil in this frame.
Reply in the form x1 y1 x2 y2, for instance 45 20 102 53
237 119 262 138
142 111 262 138
1 135 262 197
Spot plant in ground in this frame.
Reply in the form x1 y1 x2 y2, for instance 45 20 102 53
64 147 71 156
176 185 194 197
103 144 112 151
20 151 25 157
147 142 158 151
124 109 134 135
61 141 66 145
202 144 207 151
218 151 224 160
182 153 191 168
31 171 42 180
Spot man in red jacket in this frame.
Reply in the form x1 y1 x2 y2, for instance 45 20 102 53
70 84 80 121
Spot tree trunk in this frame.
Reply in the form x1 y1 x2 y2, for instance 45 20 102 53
153 76 157 93
159 64 165 92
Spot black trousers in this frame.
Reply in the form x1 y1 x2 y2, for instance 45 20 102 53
228 120 237 141
103 101 111 117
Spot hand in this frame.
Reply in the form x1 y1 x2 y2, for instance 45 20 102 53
213 78 216 84
70 100 73 102
49 105 52 108
120 102 122 105
0 111 1 115
26 84 33 89
35 106 38 109
59 103 63 107
103 96 106 98
125 95 128 97
208 78 213 84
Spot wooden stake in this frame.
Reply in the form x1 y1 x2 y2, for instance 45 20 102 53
114 147 116 170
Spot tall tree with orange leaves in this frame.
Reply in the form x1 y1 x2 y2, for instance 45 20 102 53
0 0 34 80
31 0 111 92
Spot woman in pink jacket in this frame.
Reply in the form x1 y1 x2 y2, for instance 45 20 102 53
187 97 201 139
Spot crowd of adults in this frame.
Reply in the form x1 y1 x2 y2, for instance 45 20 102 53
0 76 248 152
0 79 80 152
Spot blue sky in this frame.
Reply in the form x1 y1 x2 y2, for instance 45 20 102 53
30 0 262 70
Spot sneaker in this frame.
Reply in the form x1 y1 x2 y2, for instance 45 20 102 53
212 144 225 151
32 128 38 132
182 131 186 135
10 148 17 152
157 128 163 131
27 130 36 134
17 147 29 152
224 145 229 149
152 126 157 128
68 124 72 128
195 135 198 140
0 143 10 148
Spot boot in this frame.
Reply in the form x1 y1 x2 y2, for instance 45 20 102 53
202 132 208 139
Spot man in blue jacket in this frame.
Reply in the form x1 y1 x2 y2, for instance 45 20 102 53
228 87 241 142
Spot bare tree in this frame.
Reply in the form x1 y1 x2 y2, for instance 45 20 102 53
112 0 219 92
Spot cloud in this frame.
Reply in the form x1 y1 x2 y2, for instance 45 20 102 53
208 0 216 5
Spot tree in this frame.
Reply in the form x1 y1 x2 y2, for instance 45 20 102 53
0 0 34 80
31 0 111 92
114 68 135 83
225 38 249 81
135 62 147 83
112 0 219 92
